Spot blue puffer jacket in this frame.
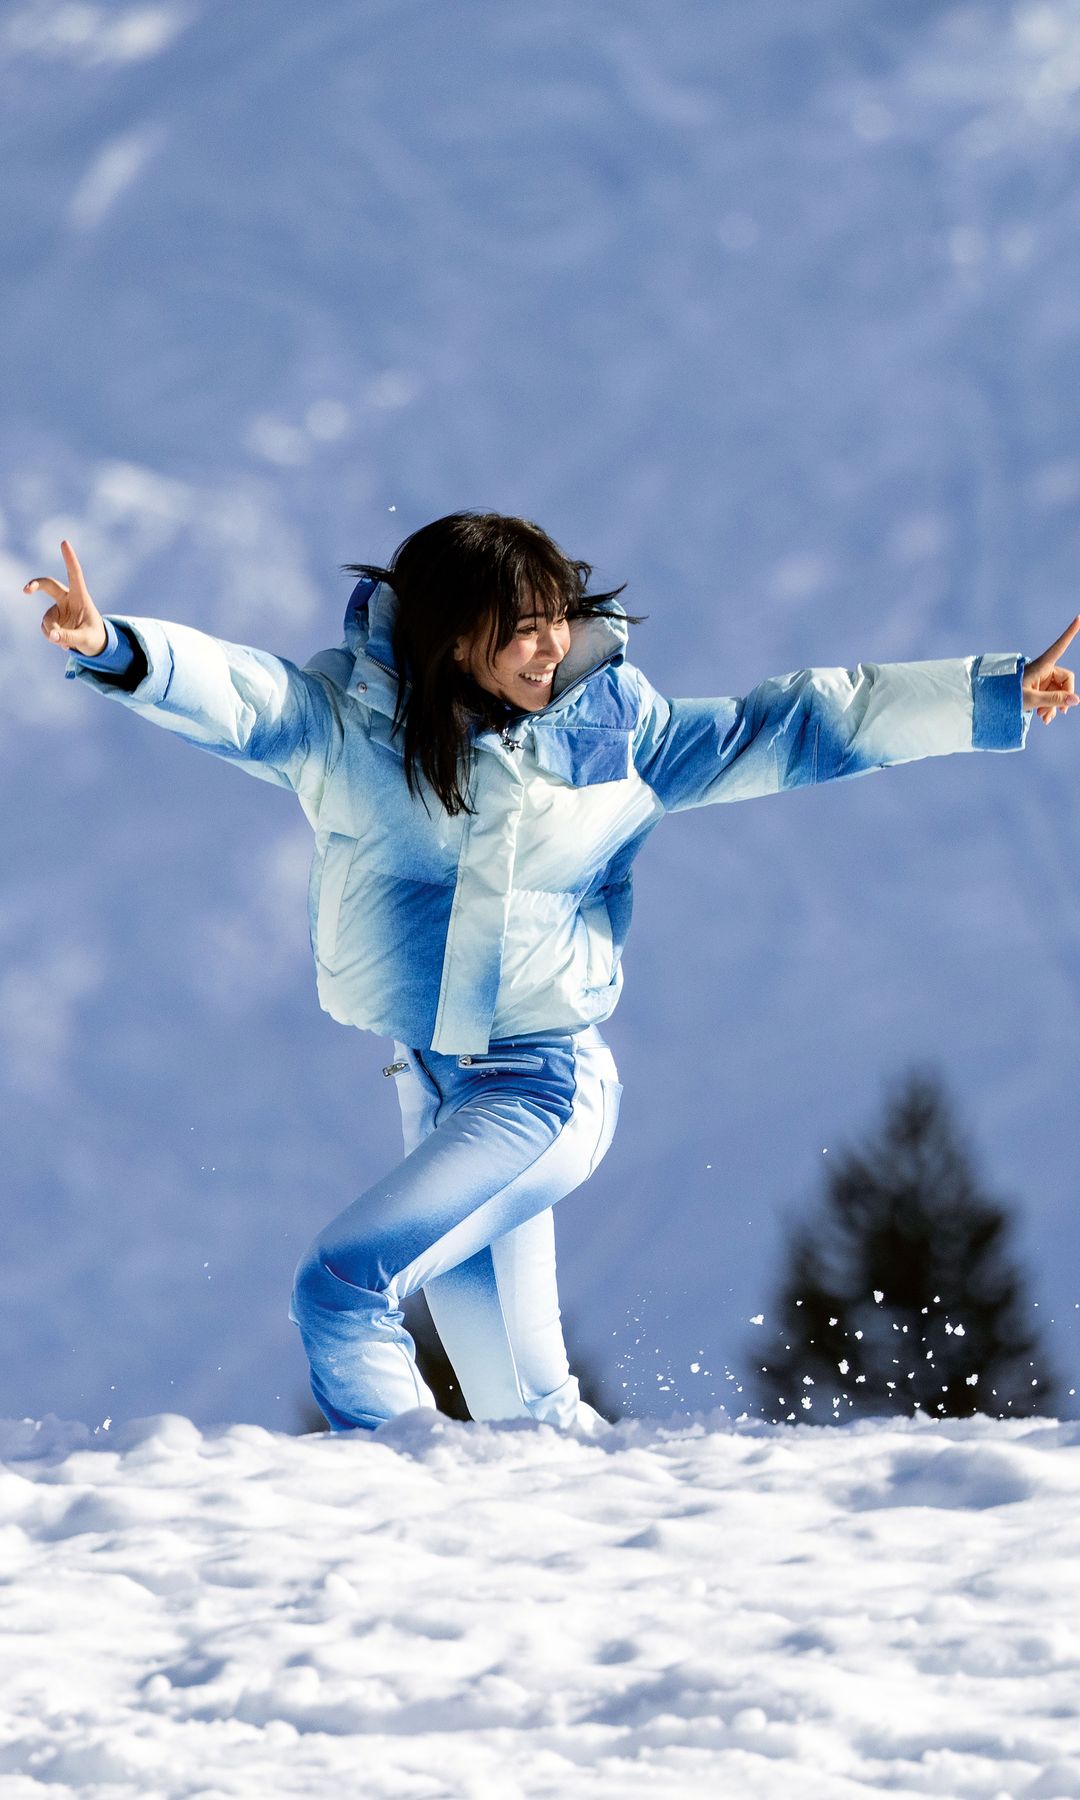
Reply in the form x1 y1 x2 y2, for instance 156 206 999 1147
67 578 1029 1052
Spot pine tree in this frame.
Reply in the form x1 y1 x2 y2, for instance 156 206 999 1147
752 1070 1056 1424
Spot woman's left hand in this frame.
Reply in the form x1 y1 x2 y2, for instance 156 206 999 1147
1023 616 1080 724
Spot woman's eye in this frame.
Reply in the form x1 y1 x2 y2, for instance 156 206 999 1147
517 617 567 635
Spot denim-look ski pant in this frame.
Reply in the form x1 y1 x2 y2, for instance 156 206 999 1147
289 1026 622 1431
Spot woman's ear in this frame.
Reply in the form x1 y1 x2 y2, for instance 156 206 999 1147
452 635 469 666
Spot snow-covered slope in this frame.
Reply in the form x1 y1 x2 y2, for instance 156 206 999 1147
3 0 1080 1430
2 1408 1080 1797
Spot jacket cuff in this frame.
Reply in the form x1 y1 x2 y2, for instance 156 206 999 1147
971 653 1029 750
64 615 175 705
66 617 134 676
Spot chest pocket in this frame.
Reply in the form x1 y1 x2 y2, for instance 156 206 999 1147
530 726 631 787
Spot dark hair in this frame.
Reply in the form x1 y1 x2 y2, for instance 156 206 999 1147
343 511 641 816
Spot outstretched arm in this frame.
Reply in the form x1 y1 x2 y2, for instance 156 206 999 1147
630 622 1078 813
24 540 342 802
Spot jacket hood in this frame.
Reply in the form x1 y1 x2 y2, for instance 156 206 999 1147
342 575 630 718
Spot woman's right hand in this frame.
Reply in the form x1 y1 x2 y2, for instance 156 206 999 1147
23 539 107 656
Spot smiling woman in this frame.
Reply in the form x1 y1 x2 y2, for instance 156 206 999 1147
341 512 638 816
19 519 1076 1436
455 606 572 710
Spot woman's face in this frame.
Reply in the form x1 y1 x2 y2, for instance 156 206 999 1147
454 603 572 711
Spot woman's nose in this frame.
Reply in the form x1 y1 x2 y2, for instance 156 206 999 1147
537 625 564 660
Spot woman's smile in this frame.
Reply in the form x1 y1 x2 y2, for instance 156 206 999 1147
455 607 572 711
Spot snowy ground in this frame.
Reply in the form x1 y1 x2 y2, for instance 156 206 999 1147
2 1410 1079 1798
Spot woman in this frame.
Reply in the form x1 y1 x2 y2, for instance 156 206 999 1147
23 515 1078 1434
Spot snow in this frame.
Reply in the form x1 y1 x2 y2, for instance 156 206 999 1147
2 1407 1080 1797
5 10 1079 1783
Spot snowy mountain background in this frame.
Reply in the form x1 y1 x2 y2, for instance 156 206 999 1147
3 0 1080 1433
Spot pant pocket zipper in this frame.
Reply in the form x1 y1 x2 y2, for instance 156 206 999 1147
457 1053 545 1073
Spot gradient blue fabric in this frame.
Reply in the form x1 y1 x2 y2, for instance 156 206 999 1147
288 1027 622 1431
67 580 1031 1059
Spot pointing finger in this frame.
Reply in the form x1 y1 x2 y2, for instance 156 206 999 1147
1035 615 1080 669
60 538 89 598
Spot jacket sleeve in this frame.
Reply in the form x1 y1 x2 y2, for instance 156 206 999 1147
65 614 343 800
629 653 1030 811
69 617 144 683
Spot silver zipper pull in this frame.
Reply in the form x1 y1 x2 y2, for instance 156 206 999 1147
500 726 520 751
382 1059 409 1078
